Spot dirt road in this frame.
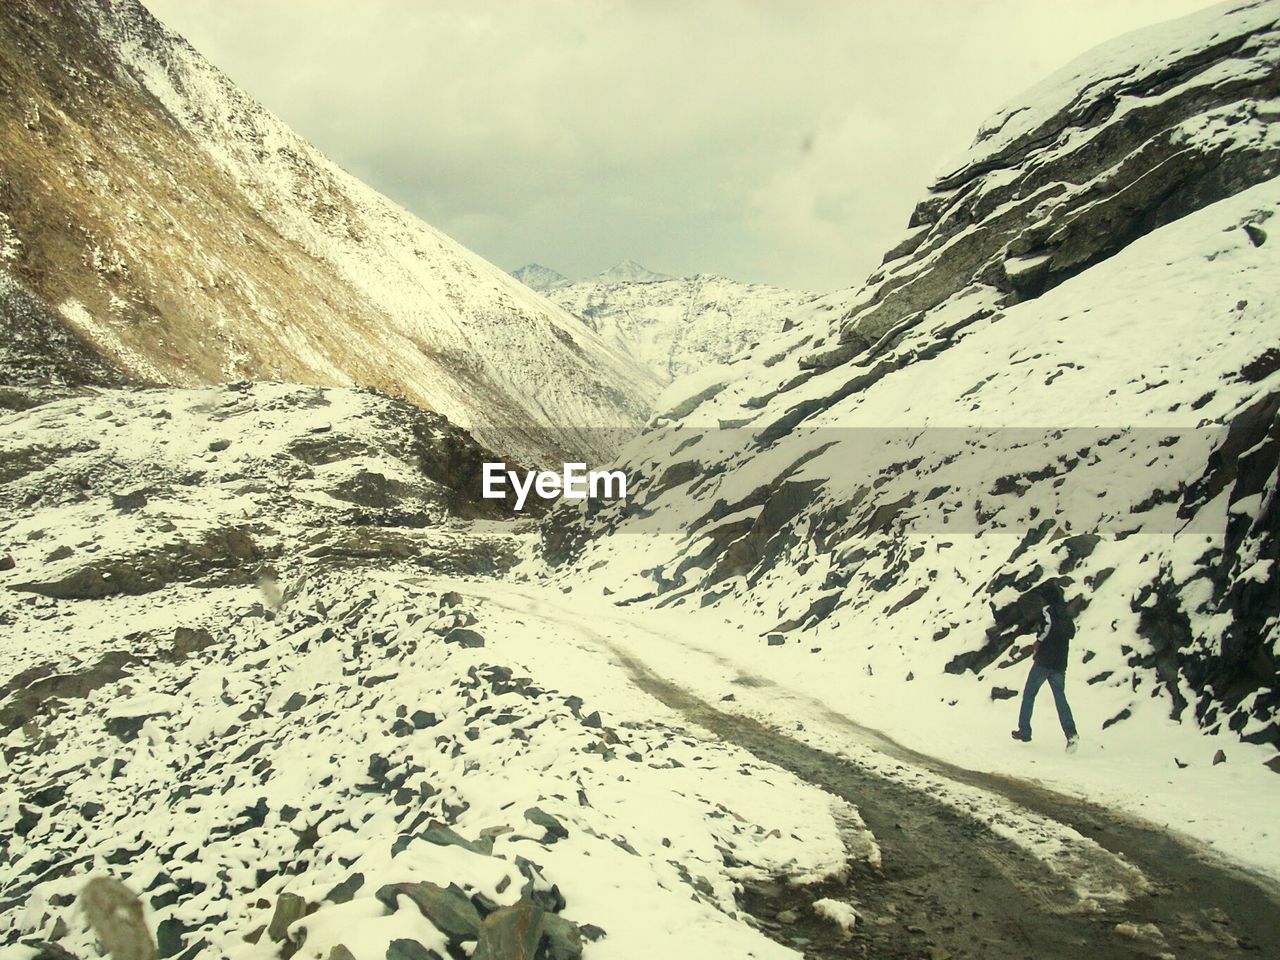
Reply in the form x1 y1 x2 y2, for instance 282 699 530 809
458 581 1280 960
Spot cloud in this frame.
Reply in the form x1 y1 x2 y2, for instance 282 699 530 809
145 0 1220 291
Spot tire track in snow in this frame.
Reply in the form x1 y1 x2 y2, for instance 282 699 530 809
446 579 1280 959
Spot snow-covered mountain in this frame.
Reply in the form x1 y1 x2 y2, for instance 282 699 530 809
523 266 817 382
590 259 672 285
510 263 571 292
546 0 1280 762
0 0 658 464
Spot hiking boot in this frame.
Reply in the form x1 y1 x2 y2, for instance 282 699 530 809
1065 734 1079 754
1010 729 1031 742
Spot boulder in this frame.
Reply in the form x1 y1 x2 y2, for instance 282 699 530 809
444 628 485 649
472 901 544 960
376 882 481 942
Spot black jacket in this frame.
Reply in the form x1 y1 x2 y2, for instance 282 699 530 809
1032 603 1072 672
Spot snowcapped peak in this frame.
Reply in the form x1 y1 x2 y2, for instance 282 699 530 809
511 263 571 291
594 259 673 284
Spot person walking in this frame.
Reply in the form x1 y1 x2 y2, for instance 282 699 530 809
1011 582 1079 752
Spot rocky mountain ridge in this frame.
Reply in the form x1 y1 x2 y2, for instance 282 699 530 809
515 262 817 383
0 0 658 464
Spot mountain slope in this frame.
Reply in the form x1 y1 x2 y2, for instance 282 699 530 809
510 263 571 292
0 0 657 464
546 0 1280 762
536 268 817 382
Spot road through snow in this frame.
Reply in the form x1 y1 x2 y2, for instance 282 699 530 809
431 577 1280 960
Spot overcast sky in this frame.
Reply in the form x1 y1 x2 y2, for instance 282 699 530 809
146 0 1219 292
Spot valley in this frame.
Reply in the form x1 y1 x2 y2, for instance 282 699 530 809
2 1 1279 959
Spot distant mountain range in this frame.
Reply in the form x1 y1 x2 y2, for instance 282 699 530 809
513 261 817 382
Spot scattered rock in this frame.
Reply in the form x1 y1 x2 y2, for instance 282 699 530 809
990 686 1018 701
1213 749 1227 765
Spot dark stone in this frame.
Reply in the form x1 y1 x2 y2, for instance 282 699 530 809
111 489 149 512
326 873 364 904
385 941 439 960
524 806 569 842
156 916 195 958
104 714 155 742
170 627 215 659
267 893 308 944
541 913 585 959
473 900 545 960
444 628 485 649
1102 707 1132 730
990 686 1018 701
376 882 481 941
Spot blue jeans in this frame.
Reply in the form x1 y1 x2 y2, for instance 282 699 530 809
1017 662 1076 740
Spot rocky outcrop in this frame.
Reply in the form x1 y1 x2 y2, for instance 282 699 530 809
12 526 265 599
806 0 1280 368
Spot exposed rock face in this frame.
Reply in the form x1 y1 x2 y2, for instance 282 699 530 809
0 0 657 463
809 0 1280 368
547 3 1280 752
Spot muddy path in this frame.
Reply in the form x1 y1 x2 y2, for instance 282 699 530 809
459 582 1280 960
